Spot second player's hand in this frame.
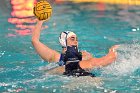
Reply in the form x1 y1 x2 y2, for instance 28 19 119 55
81 51 93 60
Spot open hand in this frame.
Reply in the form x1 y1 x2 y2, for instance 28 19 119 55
109 45 120 59
81 51 93 60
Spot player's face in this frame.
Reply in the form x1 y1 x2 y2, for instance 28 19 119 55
67 35 78 47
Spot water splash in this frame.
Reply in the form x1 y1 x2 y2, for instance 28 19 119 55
101 43 140 76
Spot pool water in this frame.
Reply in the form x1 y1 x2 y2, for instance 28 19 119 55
0 1 140 93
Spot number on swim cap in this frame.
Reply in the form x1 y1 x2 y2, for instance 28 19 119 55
33 0 52 20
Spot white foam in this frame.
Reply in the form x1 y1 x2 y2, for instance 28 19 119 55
101 44 140 76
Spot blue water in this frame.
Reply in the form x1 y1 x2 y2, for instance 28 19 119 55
0 1 140 93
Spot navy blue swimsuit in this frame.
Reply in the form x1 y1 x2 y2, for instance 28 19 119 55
59 46 95 77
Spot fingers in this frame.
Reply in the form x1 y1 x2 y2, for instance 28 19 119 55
113 45 120 49
110 45 120 52
81 51 93 60
83 51 92 56
37 19 47 23
115 52 117 56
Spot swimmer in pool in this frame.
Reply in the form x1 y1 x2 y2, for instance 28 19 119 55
32 20 119 77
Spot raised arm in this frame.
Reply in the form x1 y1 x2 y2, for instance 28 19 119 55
79 45 119 69
32 20 60 62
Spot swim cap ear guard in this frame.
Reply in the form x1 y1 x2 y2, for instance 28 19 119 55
59 31 76 48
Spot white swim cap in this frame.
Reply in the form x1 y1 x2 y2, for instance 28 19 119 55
59 31 76 47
